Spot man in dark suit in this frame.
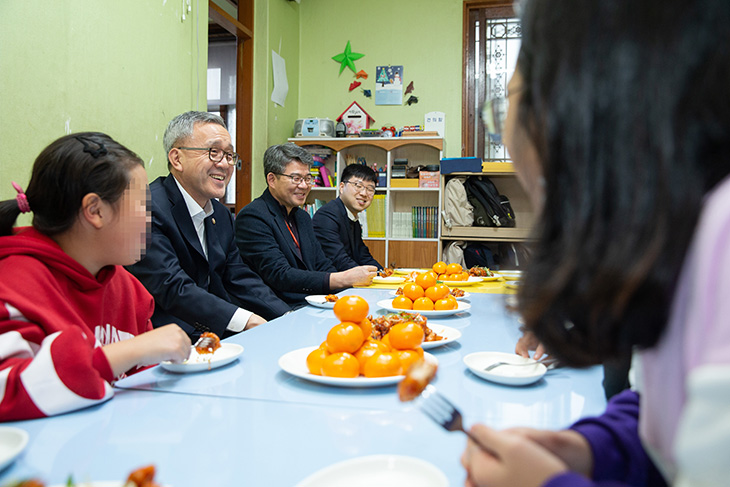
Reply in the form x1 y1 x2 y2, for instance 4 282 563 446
235 143 377 307
127 111 291 339
312 164 383 271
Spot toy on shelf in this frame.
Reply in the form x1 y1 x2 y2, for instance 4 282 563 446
337 101 374 135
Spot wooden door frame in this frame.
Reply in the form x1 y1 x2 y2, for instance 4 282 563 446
209 1 253 213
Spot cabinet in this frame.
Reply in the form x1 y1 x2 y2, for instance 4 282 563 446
439 162 535 260
289 137 443 268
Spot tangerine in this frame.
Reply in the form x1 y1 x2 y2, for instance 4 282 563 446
434 296 457 310
380 334 393 350
425 283 450 302
333 295 369 323
415 272 437 290
402 282 425 301
392 295 413 310
412 296 435 311
306 347 330 375
362 351 402 378
354 340 388 374
321 352 360 378
359 317 373 338
432 261 447 275
445 263 463 275
326 322 365 354
396 349 423 373
388 322 425 350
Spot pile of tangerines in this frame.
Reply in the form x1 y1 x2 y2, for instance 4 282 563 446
392 261 463 311
307 295 425 379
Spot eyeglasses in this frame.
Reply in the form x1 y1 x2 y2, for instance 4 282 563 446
176 147 240 166
275 172 314 186
480 97 509 145
344 180 376 196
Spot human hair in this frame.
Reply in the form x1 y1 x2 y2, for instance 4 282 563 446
163 111 227 170
263 143 313 180
0 132 144 237
341 164 378 185
515 0 730 366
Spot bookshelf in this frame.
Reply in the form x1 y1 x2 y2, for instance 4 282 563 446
289 137 444 268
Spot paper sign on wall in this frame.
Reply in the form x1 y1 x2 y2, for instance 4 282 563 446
271 50 289 107
375 65 403 105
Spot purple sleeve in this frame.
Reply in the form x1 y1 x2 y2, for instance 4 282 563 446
543 390 667 487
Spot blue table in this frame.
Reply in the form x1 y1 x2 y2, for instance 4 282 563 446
0 289 606 485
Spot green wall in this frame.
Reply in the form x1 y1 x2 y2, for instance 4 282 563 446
0 0 207 221
251 0 464 198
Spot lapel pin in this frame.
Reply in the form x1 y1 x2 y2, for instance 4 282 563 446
212 218 216 225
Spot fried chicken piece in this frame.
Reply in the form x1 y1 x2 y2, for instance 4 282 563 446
126 465 160 487
325 294 338 302
378 268 394 277
194 332 221 354
449 288 465 297
468 266 494 277
398 358 438 402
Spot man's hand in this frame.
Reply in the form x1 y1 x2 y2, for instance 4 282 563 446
330 265 378 288
245 313 266 330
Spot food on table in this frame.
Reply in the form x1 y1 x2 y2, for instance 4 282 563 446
378 267 394 277
398 357 438 402
194 331 221 354
434 262 470 281
305 296 427 378
432 261 447 275
450 288 465 298
390 272 458 310
469 266 495 277
13 465 161 487
325 294 338 302
370 312 443 343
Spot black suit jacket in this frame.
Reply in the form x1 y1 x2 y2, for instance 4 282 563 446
312 197 382 271
126 175 291 338
235 188 337 306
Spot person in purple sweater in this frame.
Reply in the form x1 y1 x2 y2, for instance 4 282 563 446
461 0 730 486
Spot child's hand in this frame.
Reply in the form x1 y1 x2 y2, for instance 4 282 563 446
138 324 191 364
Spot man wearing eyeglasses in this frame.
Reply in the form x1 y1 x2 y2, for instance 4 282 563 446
312 164 383 271
235 143 377 306
127 111 291 340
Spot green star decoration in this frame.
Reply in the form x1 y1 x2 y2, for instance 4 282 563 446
331 41 364 75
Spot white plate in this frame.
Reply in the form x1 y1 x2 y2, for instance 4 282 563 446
503 280 521 290
305 295 336 309
0 426 29 472
296 454 448 487
50 483 129 487
389 289 470 301
463 351 546 386
421 324 462 350
279 347 438 388
160 343 244 373
372 276 406 284
439 276 484 287
499 270 522 281
377 299 471 317
393 268 428 275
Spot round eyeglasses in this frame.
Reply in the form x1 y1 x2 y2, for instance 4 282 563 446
344 180 376 196
176 147 240 166
275 172 314 186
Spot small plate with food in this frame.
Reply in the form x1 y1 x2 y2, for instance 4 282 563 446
390 289 470 301
419 324 462 350
438 276 484 287
377 299 471 317
499 270 522 281
393 267 428 275
305 294 338 309
278 346 438 388
372 276 406 285
296 454 448 487
161 341 244 373
463 351 547 386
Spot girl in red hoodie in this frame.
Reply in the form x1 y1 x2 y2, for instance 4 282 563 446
0 132 191 420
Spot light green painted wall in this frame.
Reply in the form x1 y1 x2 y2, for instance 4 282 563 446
0 0 208 222
250 0 464 198
298 0 463 156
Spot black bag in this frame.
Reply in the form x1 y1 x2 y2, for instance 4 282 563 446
463 242 496 269
464 176 516 227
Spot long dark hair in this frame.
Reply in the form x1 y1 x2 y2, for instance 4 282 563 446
0 132 144 237
516 0 730 366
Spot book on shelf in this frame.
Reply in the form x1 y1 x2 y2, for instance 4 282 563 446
319 166 332 187
411 206 438 238
302 199 326 218
366 194 386 238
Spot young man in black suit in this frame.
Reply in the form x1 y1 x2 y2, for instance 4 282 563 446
312 164 383 271
235 143 377 307
127 111 291 339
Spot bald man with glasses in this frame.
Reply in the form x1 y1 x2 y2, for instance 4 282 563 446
127 112 291 340
235 143 377 307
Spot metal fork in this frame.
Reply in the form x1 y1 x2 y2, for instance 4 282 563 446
483 358 557 372
193 335 216 353
418 385 495 454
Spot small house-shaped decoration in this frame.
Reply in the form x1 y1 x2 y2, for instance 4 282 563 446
337 101 374 135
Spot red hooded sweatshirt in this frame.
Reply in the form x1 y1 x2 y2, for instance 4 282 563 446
0 227 154 420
